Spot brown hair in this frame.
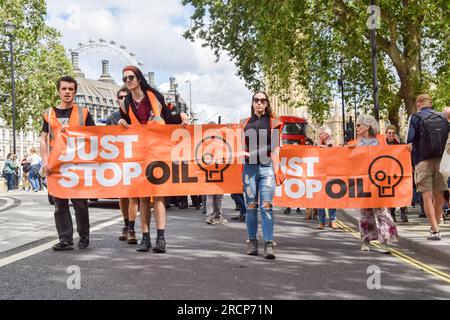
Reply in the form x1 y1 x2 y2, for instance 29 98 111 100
57 76 78 92
385 125 397 134
116 85 129 99
251 90 273 118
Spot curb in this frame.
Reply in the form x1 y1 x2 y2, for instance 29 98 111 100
338 208 450 266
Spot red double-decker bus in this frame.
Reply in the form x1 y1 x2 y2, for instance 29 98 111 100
279 115 310 145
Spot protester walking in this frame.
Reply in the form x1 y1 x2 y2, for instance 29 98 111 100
118 65 188 253
241 90 285 259
316 126 338 230
40 76 94 251
348 115 398 253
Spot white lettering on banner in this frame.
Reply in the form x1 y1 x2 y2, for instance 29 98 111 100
278 157 322 199
58 135 139 162
58 162 142 188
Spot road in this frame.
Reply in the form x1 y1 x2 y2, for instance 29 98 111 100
0 191 449 300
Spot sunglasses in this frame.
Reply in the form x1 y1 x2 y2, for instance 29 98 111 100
122 75 136 83
253 98 268 104
118 95 127 100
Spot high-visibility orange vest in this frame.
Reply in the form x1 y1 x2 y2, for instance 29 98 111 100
44 104 88 152
240 116 286 186
120 90 165 125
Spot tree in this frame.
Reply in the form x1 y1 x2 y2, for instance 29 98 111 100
0 0 73 131
183 0 450 127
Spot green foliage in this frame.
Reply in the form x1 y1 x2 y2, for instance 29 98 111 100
0 0 73 131
183 0 450 127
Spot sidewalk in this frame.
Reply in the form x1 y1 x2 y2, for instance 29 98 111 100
339 206 450 265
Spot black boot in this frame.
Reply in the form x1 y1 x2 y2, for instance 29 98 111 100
136 236 151 252
153 236 166 253
400 208 408 223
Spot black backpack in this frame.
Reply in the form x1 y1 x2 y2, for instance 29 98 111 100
414 110 449 160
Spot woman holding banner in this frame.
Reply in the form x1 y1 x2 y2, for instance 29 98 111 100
316 126 338 230
349 115 398 253
118 65 189 253
241 90 285 259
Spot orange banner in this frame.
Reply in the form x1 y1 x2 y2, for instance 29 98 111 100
274 145 413 209
48 124 244 198
48 125 413 208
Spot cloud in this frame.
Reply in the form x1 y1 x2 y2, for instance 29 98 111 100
45 0 252 122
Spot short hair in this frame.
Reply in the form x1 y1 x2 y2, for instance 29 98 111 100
318 125 332 136
385 125 397 134
29 147 36 153
57 76 78 92
116 86 129 99
416 93 432 104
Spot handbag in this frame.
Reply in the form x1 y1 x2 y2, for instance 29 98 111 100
439 137 450 176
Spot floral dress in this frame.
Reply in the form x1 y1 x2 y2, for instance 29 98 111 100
357 137 399 244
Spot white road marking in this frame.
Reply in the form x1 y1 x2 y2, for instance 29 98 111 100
0 217 122 268
0 197 14 211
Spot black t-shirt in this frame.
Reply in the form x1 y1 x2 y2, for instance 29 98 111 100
41 107 96 133
244 113 274 165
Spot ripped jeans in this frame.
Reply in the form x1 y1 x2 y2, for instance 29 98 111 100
243 163 275 241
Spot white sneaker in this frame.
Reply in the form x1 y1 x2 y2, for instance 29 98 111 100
361 242 371 251
205 216 215 225
214 217 227 224
378 244 391 254
427 228 441 241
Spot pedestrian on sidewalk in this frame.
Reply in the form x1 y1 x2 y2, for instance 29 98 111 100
347 114 398 253
27 147 41 192
316 126 338 230
3 153 18 191
118 65 189 253
240 90 285 259
41 76 93 251
407 94 449 241
385 125 408 223
205 194 227 224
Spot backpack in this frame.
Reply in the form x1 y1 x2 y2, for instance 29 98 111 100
22 163 31 173
414 110 450 160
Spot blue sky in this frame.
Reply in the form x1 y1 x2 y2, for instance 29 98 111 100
45 0 251 123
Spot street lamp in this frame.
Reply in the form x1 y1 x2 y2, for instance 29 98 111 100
4 20 17 153
338 57 346 144
185 80 192 119
370 0 380 121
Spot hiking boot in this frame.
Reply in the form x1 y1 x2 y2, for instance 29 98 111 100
136 237 152 252
53 241 74 251
247 239 258 256
263 241 276 259
329 221 339 230
361 242 371 251
318 223 325 230
153 236 166 253
127 230 137 244
78 237 89 249
119 227 128 241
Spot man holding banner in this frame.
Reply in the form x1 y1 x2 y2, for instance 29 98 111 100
40 76 95 251
118 65 189 253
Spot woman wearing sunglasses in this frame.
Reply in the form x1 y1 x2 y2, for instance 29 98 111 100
118 65 189 254
240 91 285 259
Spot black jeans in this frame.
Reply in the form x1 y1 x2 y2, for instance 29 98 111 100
53 197 90 243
